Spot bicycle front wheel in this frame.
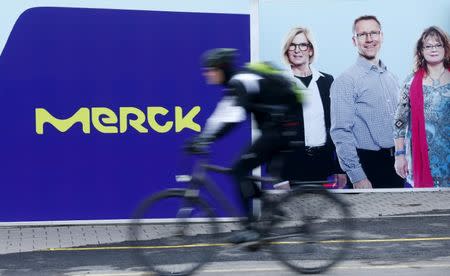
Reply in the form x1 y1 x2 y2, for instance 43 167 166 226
129 190 219 276
267 186 353 274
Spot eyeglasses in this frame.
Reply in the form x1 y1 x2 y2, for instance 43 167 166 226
355 31 381 40
423 43 443 51
288 43 310 51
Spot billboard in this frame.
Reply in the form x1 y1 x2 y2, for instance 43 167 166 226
1 0 448 224
0 2 251 222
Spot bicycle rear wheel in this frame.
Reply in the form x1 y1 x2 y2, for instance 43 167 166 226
267 186 353 274
129 190 219 276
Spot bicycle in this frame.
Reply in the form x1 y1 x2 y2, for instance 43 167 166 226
128 153 353 275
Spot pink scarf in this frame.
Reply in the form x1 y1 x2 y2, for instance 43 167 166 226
409 68 448 187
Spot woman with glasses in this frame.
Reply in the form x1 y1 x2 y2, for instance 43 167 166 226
272 27 347 188
394 26 450 187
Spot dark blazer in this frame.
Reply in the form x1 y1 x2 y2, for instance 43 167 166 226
276 70 343 180
315 71 343 174
316 72 334 150
293 71 334 150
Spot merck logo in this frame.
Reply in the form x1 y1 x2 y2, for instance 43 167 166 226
35 106 201 134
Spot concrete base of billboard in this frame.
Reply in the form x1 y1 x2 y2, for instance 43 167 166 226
1 190 449 254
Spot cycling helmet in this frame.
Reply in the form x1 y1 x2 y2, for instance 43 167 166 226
201 48 237 69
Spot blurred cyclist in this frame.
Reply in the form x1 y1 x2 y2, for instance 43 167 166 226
187 48 304 243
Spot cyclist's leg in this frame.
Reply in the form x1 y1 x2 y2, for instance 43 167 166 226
227 134 283 244
230 132 283 222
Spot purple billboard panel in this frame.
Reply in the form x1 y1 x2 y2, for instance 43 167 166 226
0 7 250 222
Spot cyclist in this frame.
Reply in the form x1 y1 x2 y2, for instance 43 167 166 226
187 48 304 242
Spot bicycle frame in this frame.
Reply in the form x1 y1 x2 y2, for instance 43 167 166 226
182 157 242 218
177 155 333 218
173 154 278 218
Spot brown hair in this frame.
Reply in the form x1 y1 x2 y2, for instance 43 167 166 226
414 26 450 72
352 15 381 34
282 27 316 65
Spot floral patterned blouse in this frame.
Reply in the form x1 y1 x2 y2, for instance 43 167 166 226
393 74 450 187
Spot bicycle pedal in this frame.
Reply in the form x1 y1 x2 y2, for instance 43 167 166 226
245 242 261 252
230 240 262 251
227 230 260 244
272 213 287 221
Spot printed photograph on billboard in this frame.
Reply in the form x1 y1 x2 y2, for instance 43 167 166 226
259 0 449 190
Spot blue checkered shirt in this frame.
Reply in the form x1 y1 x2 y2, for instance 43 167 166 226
330 56 400 183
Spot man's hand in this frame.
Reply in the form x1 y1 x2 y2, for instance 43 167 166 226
335 174 348 189
394 155 408 179
353 178 373 189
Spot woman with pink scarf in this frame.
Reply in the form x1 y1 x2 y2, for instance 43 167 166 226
393 26 450 188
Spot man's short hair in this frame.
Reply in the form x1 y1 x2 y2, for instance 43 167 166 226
352 15 381 34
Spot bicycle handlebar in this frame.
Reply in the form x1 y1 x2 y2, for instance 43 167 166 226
201 164 231 173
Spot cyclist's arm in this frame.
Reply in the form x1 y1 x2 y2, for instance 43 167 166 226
200 94 246 141
200 74 263 141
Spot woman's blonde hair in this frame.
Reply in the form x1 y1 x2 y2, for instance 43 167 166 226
282 27 316 65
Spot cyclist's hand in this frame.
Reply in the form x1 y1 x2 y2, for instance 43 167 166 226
184 137 210 154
